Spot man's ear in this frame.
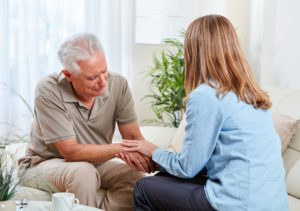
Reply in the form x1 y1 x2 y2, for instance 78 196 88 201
62 69 72 81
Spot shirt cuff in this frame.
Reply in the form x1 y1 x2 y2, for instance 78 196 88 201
152 148 167 172
152 148 164 162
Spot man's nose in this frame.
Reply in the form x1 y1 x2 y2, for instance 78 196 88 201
98 74 106 85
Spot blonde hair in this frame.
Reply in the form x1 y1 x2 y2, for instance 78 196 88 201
184 15 271 109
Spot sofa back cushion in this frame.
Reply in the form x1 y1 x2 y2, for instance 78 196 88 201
273 114 300 153
283 127 300 199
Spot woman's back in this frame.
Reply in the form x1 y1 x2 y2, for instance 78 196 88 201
193 84 288 210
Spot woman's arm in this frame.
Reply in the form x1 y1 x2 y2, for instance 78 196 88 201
123 91 223 178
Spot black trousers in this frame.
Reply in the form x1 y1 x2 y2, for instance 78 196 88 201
134 172 216 211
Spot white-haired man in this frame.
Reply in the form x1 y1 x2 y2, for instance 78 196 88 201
19 33 154 211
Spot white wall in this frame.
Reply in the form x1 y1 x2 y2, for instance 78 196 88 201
131 44 168 123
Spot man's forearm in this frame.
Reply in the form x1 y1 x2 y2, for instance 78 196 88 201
62 143 123 162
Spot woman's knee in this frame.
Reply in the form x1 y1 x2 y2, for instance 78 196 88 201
134 177 151 196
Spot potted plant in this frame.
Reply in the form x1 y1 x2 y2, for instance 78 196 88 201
0 83 33 210
0 148 19 210
142 32 186 128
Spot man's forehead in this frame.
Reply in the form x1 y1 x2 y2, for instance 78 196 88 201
82 66 108 75
77 53 107 71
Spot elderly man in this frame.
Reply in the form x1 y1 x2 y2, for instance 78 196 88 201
19 33 154 211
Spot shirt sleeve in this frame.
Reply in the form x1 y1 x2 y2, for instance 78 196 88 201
152 91 223 178
115 78 137 125
33 96 76 144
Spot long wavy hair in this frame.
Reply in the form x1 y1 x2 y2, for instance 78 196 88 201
184 15 271 109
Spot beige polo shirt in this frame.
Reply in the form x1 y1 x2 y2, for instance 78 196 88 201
24 72 137 164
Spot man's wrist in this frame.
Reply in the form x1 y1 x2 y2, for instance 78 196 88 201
114 143 124 153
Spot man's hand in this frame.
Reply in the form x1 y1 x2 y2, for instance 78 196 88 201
116 151 156 173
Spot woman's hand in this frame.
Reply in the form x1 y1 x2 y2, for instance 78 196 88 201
121 139 158 157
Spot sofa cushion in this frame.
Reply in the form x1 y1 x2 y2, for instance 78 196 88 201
169 115 186 152
283 148 300 174
288 195 300 211
289 128 300 151
13 186 52 201
141 126 177 149
286 159 300 199
273 114 300 153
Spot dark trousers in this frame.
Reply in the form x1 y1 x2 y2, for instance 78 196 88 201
134 172 216 211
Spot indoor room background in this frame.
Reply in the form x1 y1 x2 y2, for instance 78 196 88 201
0 0 299 138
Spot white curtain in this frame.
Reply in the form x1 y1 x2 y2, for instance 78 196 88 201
249 0 300 89
0 0 133 138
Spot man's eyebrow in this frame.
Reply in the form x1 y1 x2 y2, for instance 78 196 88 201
86 74 98 77
85 68 107 77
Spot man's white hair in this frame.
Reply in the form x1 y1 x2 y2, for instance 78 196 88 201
58 33 104 74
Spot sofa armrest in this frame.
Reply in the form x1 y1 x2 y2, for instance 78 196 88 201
140 126 177 149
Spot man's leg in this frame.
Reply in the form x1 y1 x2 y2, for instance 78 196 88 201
134 175 216 211
96 159 145 211
21 158 101 207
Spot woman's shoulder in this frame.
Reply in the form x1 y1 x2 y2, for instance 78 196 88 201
191 84 219 101
193 83 214 94
188 85 220 109
192 84 239 103
189 84 242 115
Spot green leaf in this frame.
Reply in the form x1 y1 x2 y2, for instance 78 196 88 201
142 31 186 127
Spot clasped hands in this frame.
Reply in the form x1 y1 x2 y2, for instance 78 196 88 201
115 139 158 173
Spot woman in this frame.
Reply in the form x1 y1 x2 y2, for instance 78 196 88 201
122 15 288 211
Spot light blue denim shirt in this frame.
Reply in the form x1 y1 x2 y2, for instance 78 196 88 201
152 84 288 211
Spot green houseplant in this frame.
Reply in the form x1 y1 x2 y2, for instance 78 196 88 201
0 83 33 207
0 150 20 201
0 141 23 210
143 33 186 128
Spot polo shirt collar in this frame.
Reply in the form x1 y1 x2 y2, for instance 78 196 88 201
58 75 78 103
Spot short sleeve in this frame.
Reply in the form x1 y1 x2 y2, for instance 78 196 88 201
115 78 137 125
33 96 76 144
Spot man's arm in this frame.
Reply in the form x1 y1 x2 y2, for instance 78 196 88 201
52 122 143 163
118 121 144 140
53 140 123 162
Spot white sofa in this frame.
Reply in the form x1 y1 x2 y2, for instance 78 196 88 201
5 86 300 210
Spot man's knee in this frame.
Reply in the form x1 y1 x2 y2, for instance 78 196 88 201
120 164 145 184
66 162 100 190
107 162 145 183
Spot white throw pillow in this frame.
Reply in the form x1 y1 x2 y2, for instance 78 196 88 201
273 114 300 153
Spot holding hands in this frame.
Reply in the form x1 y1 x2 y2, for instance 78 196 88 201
116 139 159 173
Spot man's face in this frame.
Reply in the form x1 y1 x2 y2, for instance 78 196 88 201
63 53 108 101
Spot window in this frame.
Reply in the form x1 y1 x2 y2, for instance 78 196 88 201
0 0 133 137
